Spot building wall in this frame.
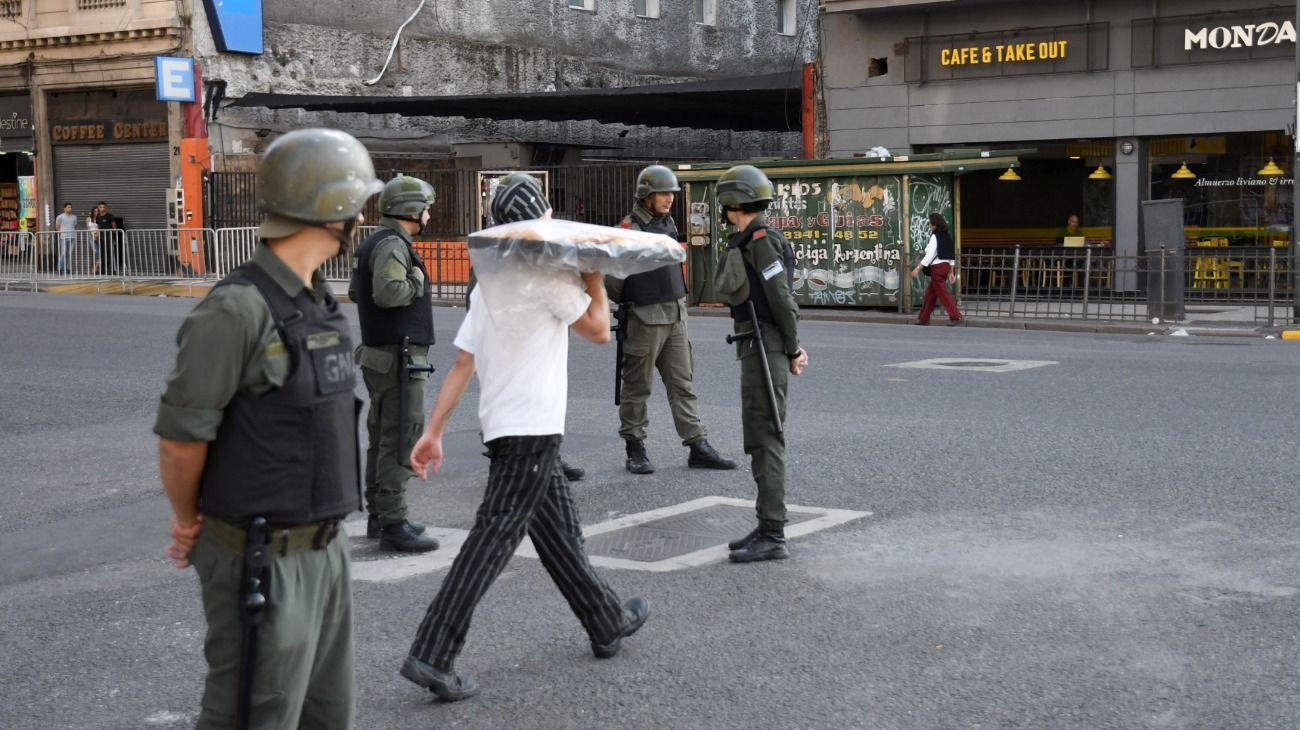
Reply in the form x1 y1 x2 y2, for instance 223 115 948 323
822 0 1294 154
194 0 816 162
0 0 184 230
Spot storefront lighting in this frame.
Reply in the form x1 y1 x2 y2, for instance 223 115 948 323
1171 162 1197 180
998 167 1021 181
1257 158 1285 176
1088 165 1113 180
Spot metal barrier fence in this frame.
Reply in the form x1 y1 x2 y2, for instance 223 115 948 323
4 227 1294 325
0 231 34 291
960 245 1296 325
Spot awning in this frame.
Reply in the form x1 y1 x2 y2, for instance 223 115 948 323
229 71 804 132
674 149 1034 180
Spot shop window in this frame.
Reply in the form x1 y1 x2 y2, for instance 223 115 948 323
868 57 889 78
78 0 127 8
567 0 594 10
1149 132 1294 245
0 1 21 20
693 0 717 25
777 0 797 36
635 0 659 19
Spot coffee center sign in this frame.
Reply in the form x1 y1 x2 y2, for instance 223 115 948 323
51 119 168 144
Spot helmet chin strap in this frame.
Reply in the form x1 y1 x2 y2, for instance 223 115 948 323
327 218 359 255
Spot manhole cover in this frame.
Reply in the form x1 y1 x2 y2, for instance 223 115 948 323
887 358 1057 373
584 504 820 562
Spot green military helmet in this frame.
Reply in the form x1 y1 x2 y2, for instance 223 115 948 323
634 164 681 200
716 164 774 206
379 175 436 217
257 128 383 228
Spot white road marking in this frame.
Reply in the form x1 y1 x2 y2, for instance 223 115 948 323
343 496 871 581
887 357 1057 373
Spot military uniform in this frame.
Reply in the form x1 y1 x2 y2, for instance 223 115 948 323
349 210 439 550
607 165 735 474
157 127 383 729
156 244 360 730
715 164 803 563
728 220 799 532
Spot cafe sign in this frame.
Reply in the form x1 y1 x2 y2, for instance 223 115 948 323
905 22 1107 83
51 119 169 144
1184 20 1295 50
1134 9 1296 67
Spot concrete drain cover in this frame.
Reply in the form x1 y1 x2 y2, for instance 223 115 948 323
887 357 1057 373
582 504 820 563
515 496 871 572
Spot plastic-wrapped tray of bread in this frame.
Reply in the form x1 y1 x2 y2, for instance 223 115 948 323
469 218 685 279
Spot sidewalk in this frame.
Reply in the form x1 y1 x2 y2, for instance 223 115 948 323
20 276 1291 338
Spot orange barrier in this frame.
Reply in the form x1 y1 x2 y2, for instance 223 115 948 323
412 240 470 284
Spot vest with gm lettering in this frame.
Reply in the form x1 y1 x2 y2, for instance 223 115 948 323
200 262 362 525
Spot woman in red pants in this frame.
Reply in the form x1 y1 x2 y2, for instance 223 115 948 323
910 212 963 326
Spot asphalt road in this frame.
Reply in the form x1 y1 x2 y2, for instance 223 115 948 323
1 292 1297 729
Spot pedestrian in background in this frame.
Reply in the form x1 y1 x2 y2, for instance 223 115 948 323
911 212 962 326
155 129 381 730
55 202 77 275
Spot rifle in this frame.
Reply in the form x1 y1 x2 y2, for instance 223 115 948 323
398 335 437 464
237 517 272 730
612 304 628 405
725 301 783 434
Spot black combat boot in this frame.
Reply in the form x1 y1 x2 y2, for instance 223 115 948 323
591 597 651 659
625 439 654 474
367 514 427 540
687 439 738 470
727 527 760 551
559 458 585 482
728 529 789 563
379 521 439 553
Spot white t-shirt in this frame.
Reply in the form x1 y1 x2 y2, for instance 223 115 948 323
455 280 590 442
56 212 78 233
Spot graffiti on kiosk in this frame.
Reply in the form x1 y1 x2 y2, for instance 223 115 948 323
766 176 907 307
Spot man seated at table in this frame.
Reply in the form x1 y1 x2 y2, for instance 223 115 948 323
1057 213 1084 244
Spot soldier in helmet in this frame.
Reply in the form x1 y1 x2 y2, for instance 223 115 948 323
716 164 809 563
349 175 441 553
606 164 737 475
155 128 381 728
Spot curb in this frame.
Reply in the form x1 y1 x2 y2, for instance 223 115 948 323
16 278 1276 339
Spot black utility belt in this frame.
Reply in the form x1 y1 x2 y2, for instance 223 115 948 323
207 517 342 557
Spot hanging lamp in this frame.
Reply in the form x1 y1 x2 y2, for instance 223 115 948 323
998 167 1021 181
1088 165 1113 180
1257 158 1285 176
1171 162 1197 180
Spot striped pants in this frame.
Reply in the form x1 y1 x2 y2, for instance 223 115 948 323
408 434 625 669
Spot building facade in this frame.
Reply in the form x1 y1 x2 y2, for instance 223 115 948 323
0 0 187 232
821 0 1296 266
193 0 816 169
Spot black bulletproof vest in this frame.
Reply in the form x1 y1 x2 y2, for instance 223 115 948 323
728 223 795 326
935 231 955 260
621 213 687 306
200 262 362 525
351 227 435 347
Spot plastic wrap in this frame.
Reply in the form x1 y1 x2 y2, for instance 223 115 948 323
468 218 685 278
468 219 687 334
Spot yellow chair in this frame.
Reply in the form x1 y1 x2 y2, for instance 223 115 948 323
1192 237 1230 289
